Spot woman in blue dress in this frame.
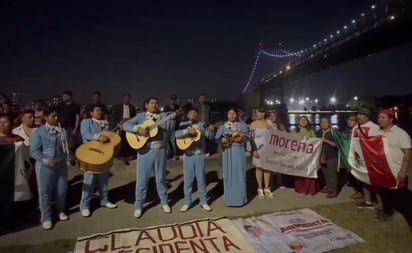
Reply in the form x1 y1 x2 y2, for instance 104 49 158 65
215 108 249 207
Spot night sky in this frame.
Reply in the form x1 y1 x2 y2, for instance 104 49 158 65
1 0 411 105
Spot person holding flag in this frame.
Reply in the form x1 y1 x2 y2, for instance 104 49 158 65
375 109 412 232
351 107 382 210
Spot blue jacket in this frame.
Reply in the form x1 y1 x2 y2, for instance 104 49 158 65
175 121 214 155
80 118 108 143
123 112 174 145
30 125 67 166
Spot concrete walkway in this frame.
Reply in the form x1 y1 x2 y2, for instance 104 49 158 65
0 156 355 246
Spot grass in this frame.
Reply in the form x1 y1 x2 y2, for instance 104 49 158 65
0 202 411 253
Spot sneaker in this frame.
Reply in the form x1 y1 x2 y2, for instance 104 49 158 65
327 191 338 198
279 186 287 190
105 202 117 209
373 208 393 222
59 212 69 221
257 189 265 199
201 204 212 211
134 209 142 218
180 205 189 212
356 201 374 209
162 205 171 213
42 221 53 230
320 187 330 194
81 209 91 217
205 153 211 157
264 189 275 199
350 192 364 199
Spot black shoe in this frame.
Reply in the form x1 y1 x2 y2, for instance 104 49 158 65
373 209 393 222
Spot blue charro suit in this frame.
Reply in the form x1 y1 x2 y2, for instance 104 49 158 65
79 118 111 211
30 124 68 223
175 121 214 206
123 111 174 210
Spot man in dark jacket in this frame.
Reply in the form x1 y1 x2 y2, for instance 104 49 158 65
110 93 137 164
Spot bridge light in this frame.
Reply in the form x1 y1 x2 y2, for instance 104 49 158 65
352 19 356 24
324 38 327 42
389 15 395 20
286 65 291 70
336 30 340 34
354 96 358 101
361 13 365 17
371 5 376 9
314 99 319 103
299 99 304 105
305 97 310 101
330 35 333 38
330 97 336 103
290 98 294 103
279 70 283 74
344 25 348 29
313 44 317 48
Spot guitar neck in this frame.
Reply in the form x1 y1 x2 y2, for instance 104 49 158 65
148 112 176 130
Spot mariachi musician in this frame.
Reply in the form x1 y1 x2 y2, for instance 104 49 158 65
109 93 137 164
215 108 250 207
29 107 69 230
123 97 175 218
175 107 215 212
79 104 117 218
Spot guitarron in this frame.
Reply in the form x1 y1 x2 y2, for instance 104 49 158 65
76 131 121 173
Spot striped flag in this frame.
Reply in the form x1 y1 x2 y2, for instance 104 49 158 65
332 130 401 189
0 142 33 203
331 130 352 170
349 136 400 189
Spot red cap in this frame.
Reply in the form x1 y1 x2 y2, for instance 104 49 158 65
379 109 395 118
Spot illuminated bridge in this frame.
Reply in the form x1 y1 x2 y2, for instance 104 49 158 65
238 0 412 111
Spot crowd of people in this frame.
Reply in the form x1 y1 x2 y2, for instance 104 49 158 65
0 91 411 235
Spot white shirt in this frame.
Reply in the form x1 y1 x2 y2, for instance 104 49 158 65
122 104 130 119
12 124 36 145
378 125 411 171
352 121 380 137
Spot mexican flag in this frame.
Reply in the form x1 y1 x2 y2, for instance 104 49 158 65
332 130 400 189
0 143 33 203
331 130 352 170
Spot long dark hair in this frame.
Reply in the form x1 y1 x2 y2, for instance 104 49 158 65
269 111 284 131
296 115 312 133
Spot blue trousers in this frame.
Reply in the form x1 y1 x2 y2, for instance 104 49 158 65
35 162 68 223
183 154 208 206
135 148 168 210
80 172 110 210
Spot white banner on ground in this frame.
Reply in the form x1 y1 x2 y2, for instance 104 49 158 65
233 208 364 253
74 218 255 253
259 128 322 178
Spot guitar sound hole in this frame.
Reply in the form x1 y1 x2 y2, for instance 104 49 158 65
89 148 104 154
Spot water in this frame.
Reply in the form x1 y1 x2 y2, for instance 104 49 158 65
287 113 350 132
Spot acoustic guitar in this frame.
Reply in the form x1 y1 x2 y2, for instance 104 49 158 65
176 121 223 150
76 131 121 174
126 108 185 150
